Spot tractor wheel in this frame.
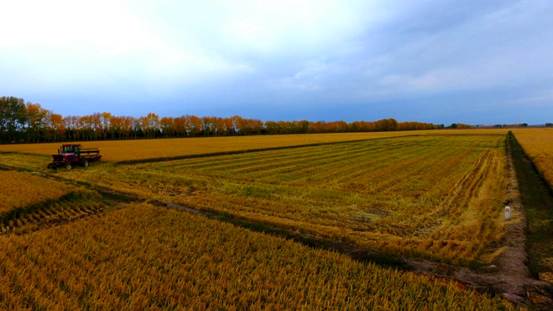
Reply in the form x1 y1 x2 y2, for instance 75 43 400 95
83 160 89 168
65 164 72 170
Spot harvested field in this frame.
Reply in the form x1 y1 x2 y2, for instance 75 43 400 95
0 129 507 162
0 170 73 214
0 170 123 234
0 152 51 171
60 134 508 265
0 203 511 310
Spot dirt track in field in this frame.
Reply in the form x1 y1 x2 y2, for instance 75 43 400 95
406 134 552 308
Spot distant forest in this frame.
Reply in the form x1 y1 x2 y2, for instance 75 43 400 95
0 96 449 144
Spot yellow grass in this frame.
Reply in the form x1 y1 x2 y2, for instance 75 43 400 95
0 129 507 162
0 171 73 214
0 203 511 310
512 128 553 187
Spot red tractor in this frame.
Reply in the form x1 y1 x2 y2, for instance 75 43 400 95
48 144 102 170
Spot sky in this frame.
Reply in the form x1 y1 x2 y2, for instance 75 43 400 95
1 0 552 124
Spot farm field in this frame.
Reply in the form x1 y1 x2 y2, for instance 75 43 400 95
0 128 507 162
511 129 553 284
58 134 508 265
4 0 552 307
0 152 51 171
0 170 73 214
4 130 551 307
0 203 511 310
0 170 122 234
512 128 553 188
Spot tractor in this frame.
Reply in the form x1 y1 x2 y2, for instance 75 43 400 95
47 144 101 170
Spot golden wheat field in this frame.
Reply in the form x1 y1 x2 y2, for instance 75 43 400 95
0 203 511 310
54 134 508 265
513 128 553 187
0 129 507 162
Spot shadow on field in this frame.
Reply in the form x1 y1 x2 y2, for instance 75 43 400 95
151 200 408 269
509 132 553 284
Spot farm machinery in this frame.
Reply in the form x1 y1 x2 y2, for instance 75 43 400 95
47 144 102 170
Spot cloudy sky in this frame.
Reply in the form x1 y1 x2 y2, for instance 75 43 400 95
1 0 552 124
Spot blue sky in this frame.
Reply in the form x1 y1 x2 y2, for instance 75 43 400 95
1 0 552 124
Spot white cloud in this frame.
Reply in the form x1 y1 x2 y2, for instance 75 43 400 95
0 0 252 89
1 0 552 122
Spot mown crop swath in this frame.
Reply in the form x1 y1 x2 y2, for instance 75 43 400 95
0 203 511 310
0 170 119 234
59 134 507 265
0 129 507 162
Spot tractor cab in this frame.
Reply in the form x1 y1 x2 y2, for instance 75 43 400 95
59 144 81 155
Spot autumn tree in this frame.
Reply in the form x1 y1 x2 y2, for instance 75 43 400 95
0 97 443 143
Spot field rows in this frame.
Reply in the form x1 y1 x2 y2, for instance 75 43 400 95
0 132 521 308
0 191 118 235
0 129 507 162
0 203 510 310
0 170 123 234
58 135 507 264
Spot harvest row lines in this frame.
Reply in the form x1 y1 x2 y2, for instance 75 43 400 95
48 135 506 265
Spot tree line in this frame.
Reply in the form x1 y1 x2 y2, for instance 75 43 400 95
0 96 444 144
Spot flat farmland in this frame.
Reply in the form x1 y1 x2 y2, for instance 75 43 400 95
61 134 507 265
0 129 507 162
0 203 510 310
